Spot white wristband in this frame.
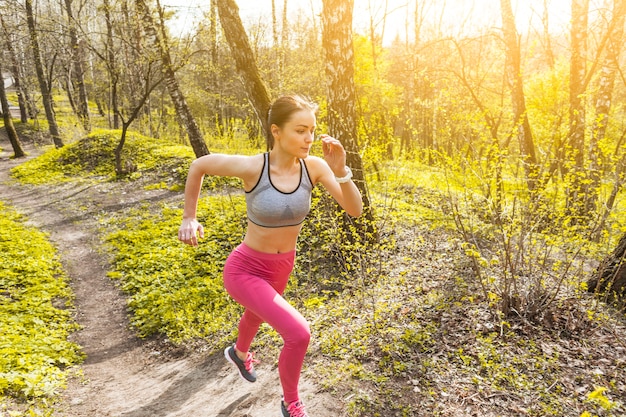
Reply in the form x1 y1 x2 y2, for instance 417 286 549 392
335 166 353 183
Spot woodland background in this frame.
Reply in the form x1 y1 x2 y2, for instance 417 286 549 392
1 0 626 416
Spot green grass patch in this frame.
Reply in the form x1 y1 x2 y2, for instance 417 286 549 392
0 201 83 412
101 194 248 345
10 129 195 186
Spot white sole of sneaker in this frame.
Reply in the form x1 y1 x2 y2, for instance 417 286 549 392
224 346 256 383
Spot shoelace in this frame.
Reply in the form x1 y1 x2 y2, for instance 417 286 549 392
287 401 308 417
243 352 259 372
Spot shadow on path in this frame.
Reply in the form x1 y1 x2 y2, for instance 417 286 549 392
119 352 230 417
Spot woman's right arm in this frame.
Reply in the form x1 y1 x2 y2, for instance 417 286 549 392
178 154 255 246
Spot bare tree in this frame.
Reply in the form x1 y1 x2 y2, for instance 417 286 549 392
0 11 30 123
25 0 63 148
136 0 209 157
0 60 25 158
586 0 626 225
103 0 120 129
63 0 91 132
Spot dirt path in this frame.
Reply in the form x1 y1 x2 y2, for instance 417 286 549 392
0 135 344 417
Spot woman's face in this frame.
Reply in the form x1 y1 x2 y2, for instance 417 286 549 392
272 109 316 158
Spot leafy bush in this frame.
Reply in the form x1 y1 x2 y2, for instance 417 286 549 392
0 202 83 402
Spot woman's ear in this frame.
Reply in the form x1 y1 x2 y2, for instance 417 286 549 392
271 124 280 141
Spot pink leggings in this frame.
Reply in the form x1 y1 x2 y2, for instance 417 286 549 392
223 243 310 404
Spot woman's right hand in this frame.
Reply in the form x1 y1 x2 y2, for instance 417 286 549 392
178 218 205 246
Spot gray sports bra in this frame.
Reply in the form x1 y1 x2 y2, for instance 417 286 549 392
245 152 313 228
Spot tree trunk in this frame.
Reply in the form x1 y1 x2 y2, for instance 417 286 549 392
136 0 210 157
500 0 538 191
0 61 26 158
103 0 120 129
321 0 375 237
25 0 64 148
565 0 589 221
216 0 271 139
0 13 30 123
63 0 91 132
588 232 626 305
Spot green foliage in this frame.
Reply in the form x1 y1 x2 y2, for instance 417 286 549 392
10 129 195 186
0 202 83 408
437 145 624 322
101 195 248 345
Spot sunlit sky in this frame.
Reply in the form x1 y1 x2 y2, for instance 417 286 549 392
162 0 573 44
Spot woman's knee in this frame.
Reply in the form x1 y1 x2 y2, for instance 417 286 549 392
287 320 311 346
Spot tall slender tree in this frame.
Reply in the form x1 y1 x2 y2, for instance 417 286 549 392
0 12 29 123
0 61 25 158
103 0 120 129
500 0 538 191
63 0 91 132
25 0 64 148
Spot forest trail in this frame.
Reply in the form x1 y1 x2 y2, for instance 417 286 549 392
0 134 345 417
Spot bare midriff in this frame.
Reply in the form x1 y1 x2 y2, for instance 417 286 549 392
242 221 303 253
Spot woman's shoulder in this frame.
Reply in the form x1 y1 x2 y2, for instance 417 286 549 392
303 154 325 166
303 155 331 183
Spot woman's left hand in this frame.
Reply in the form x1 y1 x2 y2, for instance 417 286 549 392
320 134 348 176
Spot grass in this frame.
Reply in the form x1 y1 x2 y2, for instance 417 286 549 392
0 202 84 416
4 122 626 416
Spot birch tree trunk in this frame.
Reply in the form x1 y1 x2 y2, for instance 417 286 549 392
321 0 375 234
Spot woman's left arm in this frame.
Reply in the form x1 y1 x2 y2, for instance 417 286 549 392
313 135 363 217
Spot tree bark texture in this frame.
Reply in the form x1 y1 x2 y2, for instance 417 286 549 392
0 13 29 123
321 0 362 185
25 0 64 148
321 0 375 235
0 61 26 158
216 0 271 139
588 232 626 304
136 0 209 157
63 0 91 132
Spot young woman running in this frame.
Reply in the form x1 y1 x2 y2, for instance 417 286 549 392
178 95 363 417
